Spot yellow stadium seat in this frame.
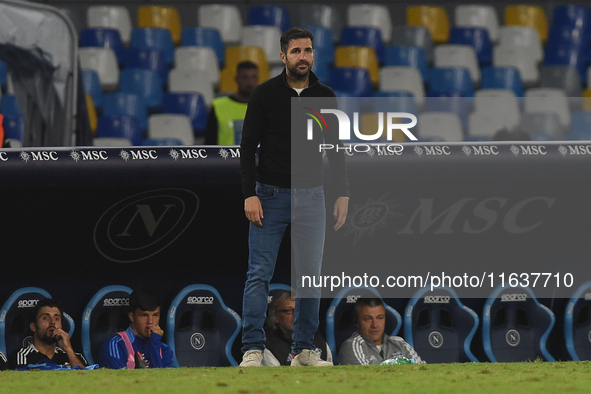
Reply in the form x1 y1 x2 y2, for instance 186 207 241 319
360 113 407 142
86 94 98 134
406 6 450 44
137 6 182 45
335 46 380 88
219 46 271 93
583 89 591 111
504 5 548 44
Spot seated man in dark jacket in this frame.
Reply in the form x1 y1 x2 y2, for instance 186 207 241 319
263 289 332 366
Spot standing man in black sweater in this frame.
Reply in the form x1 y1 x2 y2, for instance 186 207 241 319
239 27 349 367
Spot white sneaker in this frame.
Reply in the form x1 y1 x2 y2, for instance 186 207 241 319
290 349 333 366
239 350 263 367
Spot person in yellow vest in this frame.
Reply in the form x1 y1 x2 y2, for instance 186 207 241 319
205 61 259 145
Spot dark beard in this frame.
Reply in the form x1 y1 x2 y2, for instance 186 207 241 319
38 332 58 345
287 62 311 82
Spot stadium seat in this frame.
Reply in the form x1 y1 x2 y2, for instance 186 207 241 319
449 27 493 65
87 5 132 45
86 94 98 134
137 6 182 46
524 87 570 131
141 138 183 146
406 6 450 44
347 4 392 44
567 111 591 140
103 92 148 132
299 4 343 42
174 46 220 86
0 60 7 91
552 5 591 30
424 92 471 129
468 111 508 139
493 46 539 86
124 47 169 87
3 114 25 142
384 46 428 81
78 47 119 91
168 69 215 107
119 68 164 113
166 284 241 367
498 26 543 64
518 112 563 140
540 65 582 97
97 114 142 146
504 5 548 44
79 28 125 65
330 67 373 97
455 5 500 42
335 46 380 88
148 114 194 145
130 27 175 66
544 42 589 84
241 25 283 66
82 69 103 112
434 45 480 84
379 66 425 107
473 89 521 131
93 137 133 147
480 66 524 97
404 286 479 363
416 112 464 141
341 27 385 65
0 287 75 358
301 25 334 64
391 25 433 64
0 94 23 117
546 25 589 49
181 27 225 67
198 4 243 44
372 91 419 116
325 286 401 365
163 92 209 136
248 5 291 32
483 285 555 362
81 285 133 365
429 67 474 97
219 46 271 93
564 281 591 360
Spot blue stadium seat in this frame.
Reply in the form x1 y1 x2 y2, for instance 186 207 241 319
0 287 75 357
552 5 591 30
130 27 175 66
391 25 433 63
429 67 474 96
544 42 589 83
567 111 591 140
483 285 555 362
166 284 241 367
311 60 331 84
103 92 148 132
82 69 103 112
0 60 7 91
302 25 334 64
480 66 524 97
0 94 23 117
124 47 169 87
119 68 164 112
449 27 493 65
141 138 183 146
341 26 385 65
404 286 479 363
330 68 373 97
3 115 25 142
181 27 225 67
372 91 418 115
80 27 125 65
248 5 291 32
384 45 429 81
163 92 208 136
325 286 401 365
81 285 133 365
97 115 142 146
565 281 591 361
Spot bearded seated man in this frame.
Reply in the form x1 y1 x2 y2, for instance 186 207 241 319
8 299 87 369
263 290 332 366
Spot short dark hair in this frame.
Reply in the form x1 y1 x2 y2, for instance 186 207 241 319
280 27 314 54
129 288 161 313
266 289 293 329
30 299 63 324
354 298 385 323
237 61 258 72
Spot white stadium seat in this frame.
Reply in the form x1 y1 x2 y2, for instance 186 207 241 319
79 47 119 91
242 25 283 65
174 47 220 86
455 5 499 42
347 4 392 43
418 112 464 141
379 66 425 108
87 6 132 45
434 44 480 84
198 4 243 44
148 114 194 145
168 68 215 107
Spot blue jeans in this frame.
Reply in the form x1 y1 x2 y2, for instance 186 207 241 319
241 183 325 355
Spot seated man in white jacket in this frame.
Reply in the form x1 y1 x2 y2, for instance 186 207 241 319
338 298 424 365
263 290 332 366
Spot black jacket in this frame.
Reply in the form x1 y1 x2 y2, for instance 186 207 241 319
240 68 349 198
